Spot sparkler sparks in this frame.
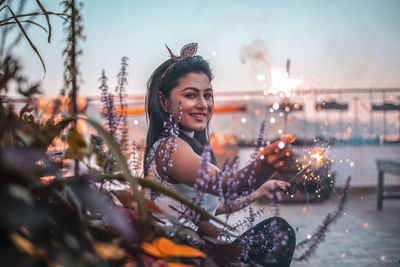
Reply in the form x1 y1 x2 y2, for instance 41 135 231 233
310 149 326 164
288 148 328 183
285 145 334 202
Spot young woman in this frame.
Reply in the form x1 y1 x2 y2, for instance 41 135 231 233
144 43 296 266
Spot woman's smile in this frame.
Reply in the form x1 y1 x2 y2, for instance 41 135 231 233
189 112 207 121
161 72 214 133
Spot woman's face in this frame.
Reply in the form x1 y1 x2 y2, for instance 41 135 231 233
160 72 214 133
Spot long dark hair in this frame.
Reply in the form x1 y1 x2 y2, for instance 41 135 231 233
144 54 215 171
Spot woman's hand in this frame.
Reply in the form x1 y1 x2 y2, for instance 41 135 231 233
253 179 290 200
259 135 295 171
215 179 291 215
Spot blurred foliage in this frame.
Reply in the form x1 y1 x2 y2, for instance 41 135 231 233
0 0 69 73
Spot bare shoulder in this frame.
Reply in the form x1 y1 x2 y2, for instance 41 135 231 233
154 137 216 187
154 137 193 155
154 137 198 164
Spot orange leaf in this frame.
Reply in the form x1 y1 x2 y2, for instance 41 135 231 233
169 244 206 258
153 237 206 258
153 237 175 256
141 242 163 258
167 262 194 267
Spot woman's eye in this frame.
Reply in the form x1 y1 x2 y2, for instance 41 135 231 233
184 93 195 98
204 93 213 100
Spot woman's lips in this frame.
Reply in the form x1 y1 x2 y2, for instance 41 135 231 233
189 113 207 121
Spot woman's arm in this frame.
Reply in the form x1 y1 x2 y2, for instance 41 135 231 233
234 135 294 191
214 179 290 215
154 135 293 196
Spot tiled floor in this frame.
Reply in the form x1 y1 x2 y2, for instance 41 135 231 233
219 187 400 267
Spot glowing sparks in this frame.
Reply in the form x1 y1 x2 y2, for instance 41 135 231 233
264 67 302 97
288 145 330 185
310 149 326 164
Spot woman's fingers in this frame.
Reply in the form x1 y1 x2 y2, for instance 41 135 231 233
262 135 295 157
266 148 290 165
277 180 290 190
275 180 289 187
273 157 293 171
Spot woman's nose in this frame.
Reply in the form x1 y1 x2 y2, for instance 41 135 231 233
196 97 207 109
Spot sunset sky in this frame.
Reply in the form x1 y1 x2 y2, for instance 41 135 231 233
11 0 400 97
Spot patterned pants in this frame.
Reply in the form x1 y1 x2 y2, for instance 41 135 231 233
235 216 296 267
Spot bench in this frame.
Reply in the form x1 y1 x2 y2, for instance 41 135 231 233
376 159 400 210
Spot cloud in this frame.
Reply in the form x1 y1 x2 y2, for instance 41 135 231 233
239 39 271 76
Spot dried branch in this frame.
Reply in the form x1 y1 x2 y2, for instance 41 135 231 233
294 176 352 261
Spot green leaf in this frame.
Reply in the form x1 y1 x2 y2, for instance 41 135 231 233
65 127 86 160
81 117 148 225
67 127 86 149
160 225 202 241
97 173 235 231
65 147 82 160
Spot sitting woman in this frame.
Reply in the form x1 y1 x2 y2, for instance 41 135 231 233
144 43 296 266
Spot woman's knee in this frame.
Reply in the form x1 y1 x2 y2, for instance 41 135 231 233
271 217 295 233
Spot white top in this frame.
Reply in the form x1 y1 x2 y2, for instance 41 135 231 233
147 138 220 228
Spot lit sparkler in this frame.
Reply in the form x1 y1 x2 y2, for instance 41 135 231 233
288 149 327 183
310 149 326 164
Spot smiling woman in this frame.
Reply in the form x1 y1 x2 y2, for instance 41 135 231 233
159 72 214 133
143 43 296 266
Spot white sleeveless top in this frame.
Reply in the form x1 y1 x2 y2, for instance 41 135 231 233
147 138 220 228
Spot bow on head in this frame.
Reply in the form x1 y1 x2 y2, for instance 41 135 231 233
160 43 199 89
165 43 198 62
